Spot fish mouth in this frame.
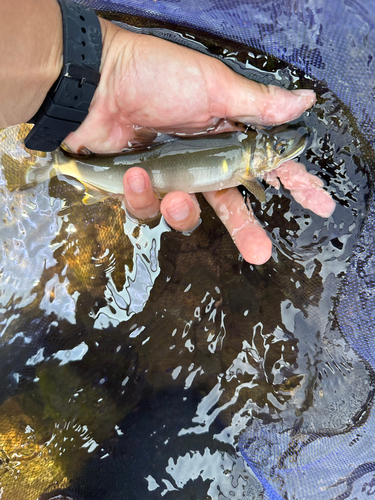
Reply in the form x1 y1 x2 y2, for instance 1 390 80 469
286 134 307 160
270 133 307 171
268 124 309 160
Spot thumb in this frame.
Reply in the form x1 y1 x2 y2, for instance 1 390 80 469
211 65 316 126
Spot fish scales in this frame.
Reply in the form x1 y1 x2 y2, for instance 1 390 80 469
49 128 306 201
67 133 246 194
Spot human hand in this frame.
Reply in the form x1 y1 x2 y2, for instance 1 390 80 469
63 19 335 265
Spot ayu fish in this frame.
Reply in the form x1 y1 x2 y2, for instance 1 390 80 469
23 127 306 203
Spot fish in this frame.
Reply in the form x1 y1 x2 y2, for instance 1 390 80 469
19 126 306 204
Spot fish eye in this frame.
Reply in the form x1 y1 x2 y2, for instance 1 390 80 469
274 140 288 155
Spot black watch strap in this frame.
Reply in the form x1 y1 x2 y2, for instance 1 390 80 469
24 0 102 152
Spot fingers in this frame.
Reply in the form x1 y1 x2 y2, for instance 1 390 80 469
122 168 273 265
123 168 202 231
123 172 273 265
123 167 160 220
272 161 336 218
160 192 201 232
203 188 273 265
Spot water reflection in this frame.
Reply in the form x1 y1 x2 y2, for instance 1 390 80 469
0 30 373 500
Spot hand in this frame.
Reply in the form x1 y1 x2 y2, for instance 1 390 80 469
64 19 335 265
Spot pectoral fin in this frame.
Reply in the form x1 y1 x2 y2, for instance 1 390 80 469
81 183 116 205
57 174 115 205
237 177 266 202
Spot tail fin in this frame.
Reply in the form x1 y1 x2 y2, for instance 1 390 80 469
25 162 55 186
1 151 54 192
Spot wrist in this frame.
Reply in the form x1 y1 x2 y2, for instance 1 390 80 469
0 0 63 128
25 1 103 151
83 17 139 113
34 0 64 117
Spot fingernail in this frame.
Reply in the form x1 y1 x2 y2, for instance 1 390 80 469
167 200 190 221
127 174 146 193
77 146 92 156
133 128 158 143
60 142 72 153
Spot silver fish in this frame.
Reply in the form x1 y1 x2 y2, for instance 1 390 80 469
26 127 306 203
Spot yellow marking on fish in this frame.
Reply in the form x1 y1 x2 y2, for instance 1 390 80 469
244 150 251 177
82 192 93 204
60 158 81 178
266 141 273 166
222 159 228 173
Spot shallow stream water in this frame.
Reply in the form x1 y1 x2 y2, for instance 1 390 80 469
0 16 374 500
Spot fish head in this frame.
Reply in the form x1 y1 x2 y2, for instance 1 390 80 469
241 129 307 180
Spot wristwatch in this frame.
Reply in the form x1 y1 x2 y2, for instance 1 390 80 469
24 0 102 152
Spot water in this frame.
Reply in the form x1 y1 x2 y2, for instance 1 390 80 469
0 17 373 500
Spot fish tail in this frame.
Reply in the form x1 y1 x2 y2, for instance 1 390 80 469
24 148 68 185
1 151 53 192
25 161 55 185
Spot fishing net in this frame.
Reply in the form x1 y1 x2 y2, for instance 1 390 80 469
1 1 375 499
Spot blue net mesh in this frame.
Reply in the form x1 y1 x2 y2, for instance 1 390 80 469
73 0 375 498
